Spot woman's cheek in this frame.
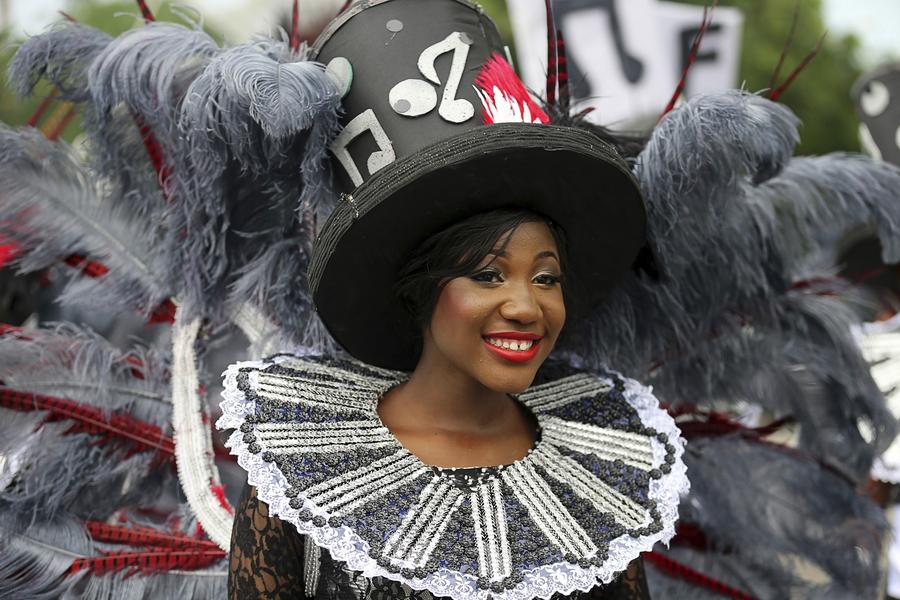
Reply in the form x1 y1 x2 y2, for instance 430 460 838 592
432 282 491 346
436 282 482 320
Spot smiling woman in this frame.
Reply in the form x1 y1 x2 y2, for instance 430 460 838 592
218 1 687 598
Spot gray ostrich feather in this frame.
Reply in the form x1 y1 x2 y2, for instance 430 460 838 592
79 22 219 227
7 21 111 101
636 90 800 278
759 153 900 271
0 325 174 519
576 92 897 396
0 513 91 599
0 323 172 426
80 101 170 220
77 563 227 600
171 38 341 317
677 436 887 598
0 421 164 520
179 37 341 178
0 126 173 319
575 92 802 375
559 90 899 486
88 21 219 142
229 235 337 353
0 511 226 600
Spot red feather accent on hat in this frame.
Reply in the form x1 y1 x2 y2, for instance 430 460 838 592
474 53 550 125
0 388 175 457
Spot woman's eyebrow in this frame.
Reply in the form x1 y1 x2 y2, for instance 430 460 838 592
535 250 560 261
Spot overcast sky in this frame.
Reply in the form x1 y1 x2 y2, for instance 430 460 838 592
5 0 900 67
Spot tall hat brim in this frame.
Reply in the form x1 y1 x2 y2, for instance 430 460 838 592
310 123 646 370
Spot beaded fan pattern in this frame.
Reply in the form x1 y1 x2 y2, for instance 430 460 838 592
218 354 688 600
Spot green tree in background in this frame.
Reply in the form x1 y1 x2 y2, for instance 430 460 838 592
477 0 863 155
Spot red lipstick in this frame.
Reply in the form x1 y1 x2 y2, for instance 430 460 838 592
482 332 542 363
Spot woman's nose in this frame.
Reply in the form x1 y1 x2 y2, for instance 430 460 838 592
499 281 541 323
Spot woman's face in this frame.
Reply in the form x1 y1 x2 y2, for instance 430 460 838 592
424 221 566 393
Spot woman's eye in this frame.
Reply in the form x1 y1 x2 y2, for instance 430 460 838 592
470 269 502 283
534 273 562 286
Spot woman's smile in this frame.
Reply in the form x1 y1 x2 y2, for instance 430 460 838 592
482 331 543 362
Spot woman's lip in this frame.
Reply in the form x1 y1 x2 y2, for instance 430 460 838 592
482 338 541 363
482 331 543 341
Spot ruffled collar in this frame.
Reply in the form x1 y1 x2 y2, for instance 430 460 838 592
218 353 688 600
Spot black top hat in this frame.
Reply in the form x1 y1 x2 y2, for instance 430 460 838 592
309 0 646 370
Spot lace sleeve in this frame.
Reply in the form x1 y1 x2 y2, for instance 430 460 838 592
590 558 651 599
228 482 308 599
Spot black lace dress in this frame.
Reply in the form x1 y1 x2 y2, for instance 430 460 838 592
228 484 652 600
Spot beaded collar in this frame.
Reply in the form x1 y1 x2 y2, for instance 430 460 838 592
218 354 688 600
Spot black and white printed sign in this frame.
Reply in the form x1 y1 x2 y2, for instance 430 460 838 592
854 63 900 167
507 0 743 127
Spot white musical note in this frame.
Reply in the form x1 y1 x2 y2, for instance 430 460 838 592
389 31 475 123
330 109 396 187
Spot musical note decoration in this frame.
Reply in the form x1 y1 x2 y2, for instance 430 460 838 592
330 109 396 187
389 31 476 123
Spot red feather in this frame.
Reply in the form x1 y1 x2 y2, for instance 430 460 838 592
58 254 177 323
555 28 570 112
85 521 221 551
47 106 78 141
67 548 226 576
26 89 59 128
135 0 155 23
210 484 234 513
290 0 301 53
475 53 550 125
660 1 717 119
768 31 825 102
544 0 557 107
64 253 109 278
0 237 18 269
645 552 758 600
0 388 175 456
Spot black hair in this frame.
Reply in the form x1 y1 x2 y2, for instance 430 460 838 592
394 208 568 331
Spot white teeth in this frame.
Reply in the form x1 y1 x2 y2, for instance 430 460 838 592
486 338 534 351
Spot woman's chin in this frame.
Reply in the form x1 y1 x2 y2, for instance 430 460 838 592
477 369 540 395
